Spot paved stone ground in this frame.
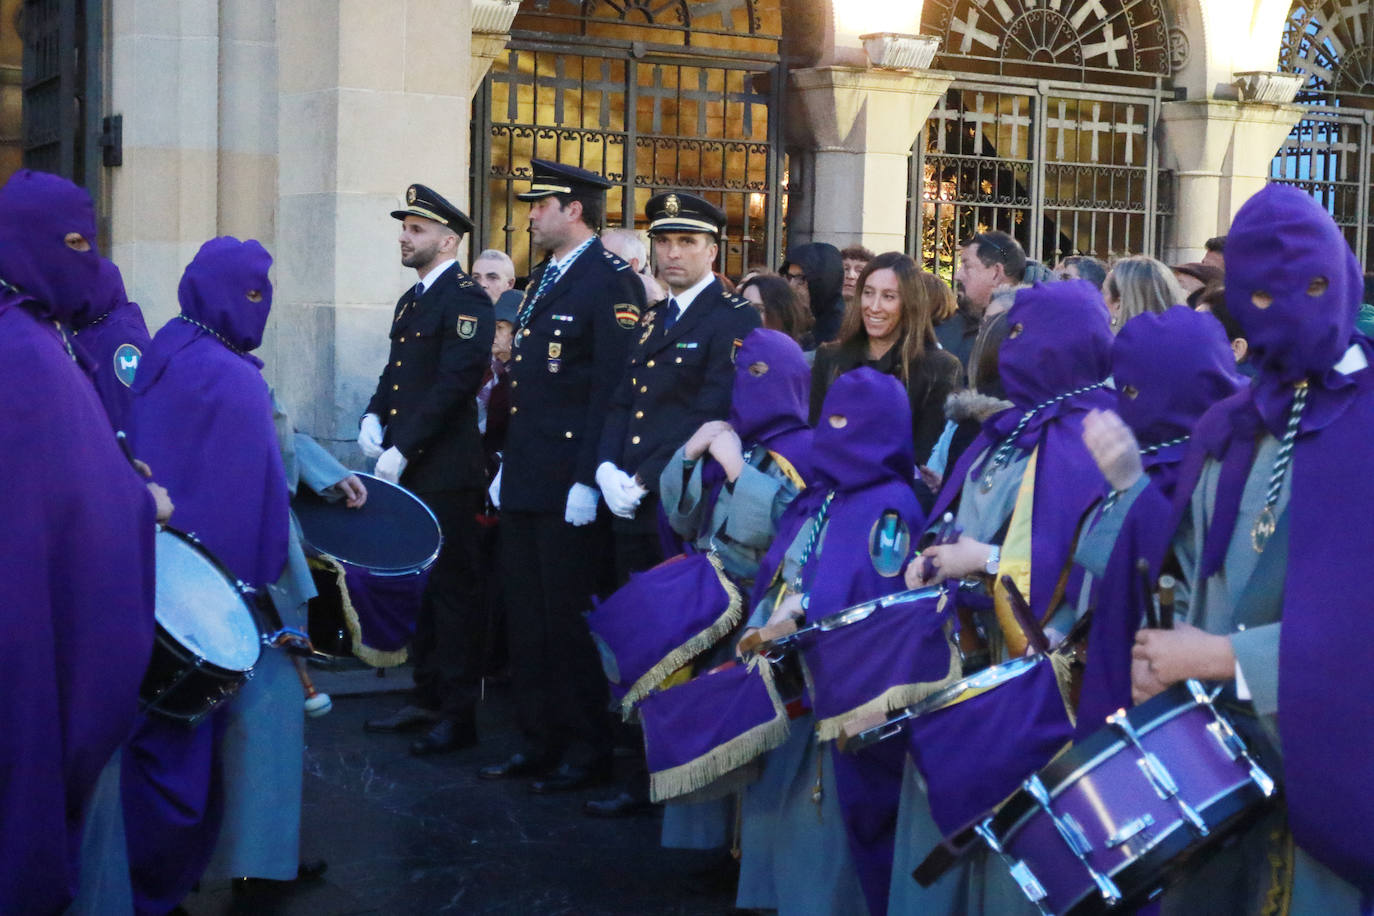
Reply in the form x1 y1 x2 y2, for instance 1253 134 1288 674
181 671 738 916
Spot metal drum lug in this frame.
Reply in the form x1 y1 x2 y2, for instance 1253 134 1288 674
1023 774 1121 906
1106 814 1155 849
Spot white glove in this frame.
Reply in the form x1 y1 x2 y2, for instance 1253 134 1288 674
565 482 600 526
375 446 408 483
488 465 502 510
358 413 384 459
596 461 645 519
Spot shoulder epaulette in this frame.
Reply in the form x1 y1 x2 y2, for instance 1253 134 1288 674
602 249 633 272
726 293 750 308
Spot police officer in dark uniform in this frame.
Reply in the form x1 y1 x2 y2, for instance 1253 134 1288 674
478 160 646 793
595 191 761 582
358 183 496 755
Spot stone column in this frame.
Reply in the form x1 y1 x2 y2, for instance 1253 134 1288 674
470 0 518 96
108 0 222 330
1158 98 1303 263
790 66 953 253
274 0 475 447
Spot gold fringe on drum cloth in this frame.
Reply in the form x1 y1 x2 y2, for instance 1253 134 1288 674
307 555 409 668
620 551 743 715
805 625 964 745
648 657 791 804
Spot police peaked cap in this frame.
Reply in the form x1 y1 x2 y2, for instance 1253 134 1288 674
391 183 475 234
516 159 614 201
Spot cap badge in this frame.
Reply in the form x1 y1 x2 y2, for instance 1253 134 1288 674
406 186 417 204
664 194 680 217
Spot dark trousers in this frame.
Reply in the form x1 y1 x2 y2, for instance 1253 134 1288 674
410 488 485 722
501 510 614 768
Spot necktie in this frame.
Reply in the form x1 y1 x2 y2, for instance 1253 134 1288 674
664 298 681 331
519 261 561 327
413 281 424 300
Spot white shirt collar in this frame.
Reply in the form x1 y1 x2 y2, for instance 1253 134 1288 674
418 257 457 293
666 271 717 316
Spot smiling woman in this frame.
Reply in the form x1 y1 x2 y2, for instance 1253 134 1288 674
809 252 964 469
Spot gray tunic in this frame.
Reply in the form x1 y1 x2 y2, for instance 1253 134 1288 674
205 401 352 881
736 522 868 915
1158 435 1363 915
657 444 802 850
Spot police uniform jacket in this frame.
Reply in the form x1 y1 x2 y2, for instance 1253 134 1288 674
599 278 761 507
365 263 495 494
502 238 645 514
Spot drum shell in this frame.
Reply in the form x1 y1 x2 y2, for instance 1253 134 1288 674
140 631 251 724
990 687 1275 915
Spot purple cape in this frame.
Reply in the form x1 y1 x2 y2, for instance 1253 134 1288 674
929 281 1116 616
70 257 153 432
1073 308 1242 739
1170 186 1374 892
0 171 156 914
123 238 288 913
752 368 925 916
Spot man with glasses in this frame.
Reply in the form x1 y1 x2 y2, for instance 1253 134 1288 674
939 230 1026 371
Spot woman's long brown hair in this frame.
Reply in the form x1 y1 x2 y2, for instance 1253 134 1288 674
829 251 941 386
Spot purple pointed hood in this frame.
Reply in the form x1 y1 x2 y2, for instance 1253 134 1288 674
811 367 915 493
1113 306 1243 449
0 170 100 323
1225 184 1358 386
999 280 1113 409
728 328 813 477
71 257 131 330
179 236 274 353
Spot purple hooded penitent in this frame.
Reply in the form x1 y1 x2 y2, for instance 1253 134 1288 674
70 257 153 432
929 281 1116 617
751 368 926 916
0 170 156 914
122 237 290 913
727 328 814 483
1074 308 1242 740
1173 184 1374 893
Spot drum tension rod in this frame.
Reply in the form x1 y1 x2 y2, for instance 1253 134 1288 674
1108 705 1210 837
1187 680 1278 798
1024 774 1123 906
973 821 1052 915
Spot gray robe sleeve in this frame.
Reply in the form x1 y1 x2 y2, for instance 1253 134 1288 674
294 431 351 497
658 444 706 540
721 463 795 551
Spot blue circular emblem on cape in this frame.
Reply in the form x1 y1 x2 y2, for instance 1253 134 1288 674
868 509 911 578
113 343 142 388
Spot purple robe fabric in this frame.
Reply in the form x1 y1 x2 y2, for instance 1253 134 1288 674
122 237 288 914
904 657 1071 836
587 552 733 706
1170 185 1374 893
798 592 953 732
0 171 156 915
639 662 783 790
342 565 429 653
70 257 153 432
929 281 1116 617
753 368 924 916
1073 308 1242 740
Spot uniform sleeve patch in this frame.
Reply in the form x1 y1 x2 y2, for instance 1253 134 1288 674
457 315 478 339
614 303 642 329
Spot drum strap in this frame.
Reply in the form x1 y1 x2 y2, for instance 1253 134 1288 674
1260 822 1295 916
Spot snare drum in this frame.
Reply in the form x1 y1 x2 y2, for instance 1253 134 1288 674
140 527 263 725
979 680 1277 915
293 472 440 661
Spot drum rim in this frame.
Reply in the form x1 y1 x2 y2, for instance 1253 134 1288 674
296 471 443 576
904 653 1044 722
1037 783 1276 915
154 524 262 672
989 682 1219 839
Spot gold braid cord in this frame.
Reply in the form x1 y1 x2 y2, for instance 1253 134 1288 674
1260 824 1294 916
306 555 409 668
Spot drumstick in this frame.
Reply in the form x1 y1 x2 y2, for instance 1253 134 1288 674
292 656 333 717
999 575 1050 655
1157 575 1177 631
1137 558 1159 629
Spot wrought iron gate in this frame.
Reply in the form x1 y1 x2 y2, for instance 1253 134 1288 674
471 0 784 278
20 0 102 187
1274 0 1374 267
912 0 1175 281
909 82 1170 280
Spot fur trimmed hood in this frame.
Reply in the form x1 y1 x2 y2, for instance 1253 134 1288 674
945 389 1013 424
